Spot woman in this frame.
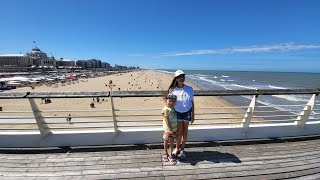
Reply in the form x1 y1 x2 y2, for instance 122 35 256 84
168 70 194 159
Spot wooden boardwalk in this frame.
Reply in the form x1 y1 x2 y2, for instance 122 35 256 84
0 135 320 179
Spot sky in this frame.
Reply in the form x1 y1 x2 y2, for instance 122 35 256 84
0 0 320 72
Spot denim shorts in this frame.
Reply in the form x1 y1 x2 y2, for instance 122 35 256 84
176 109 192 122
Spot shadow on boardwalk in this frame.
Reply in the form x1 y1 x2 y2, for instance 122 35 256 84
179 151 241 165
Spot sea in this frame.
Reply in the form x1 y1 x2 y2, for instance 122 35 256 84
158 69 320 119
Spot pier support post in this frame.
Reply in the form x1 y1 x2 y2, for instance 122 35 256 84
241 95 258 133
296 94 317 128
29 98 51 138
107 80 118 134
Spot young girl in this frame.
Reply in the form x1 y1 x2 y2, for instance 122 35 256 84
162 94 178 165
168 70 194 159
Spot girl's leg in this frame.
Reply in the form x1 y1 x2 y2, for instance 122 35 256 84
169 137 174 157
175 121 184 153
168 137 177 165
164 139 168 154
163 139 169 161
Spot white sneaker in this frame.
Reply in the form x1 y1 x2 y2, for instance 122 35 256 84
172 149 179 157
178 150 186 159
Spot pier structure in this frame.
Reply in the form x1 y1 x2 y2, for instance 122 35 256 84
0 89 319 147
0 89 320 179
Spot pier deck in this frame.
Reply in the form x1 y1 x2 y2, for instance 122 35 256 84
0 135 320 179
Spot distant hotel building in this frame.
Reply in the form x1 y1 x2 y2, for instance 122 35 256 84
56 58 76 67
0 54 32 67
26 47 56 67
76 59 111 69
0 46 112 71
0 47 56 67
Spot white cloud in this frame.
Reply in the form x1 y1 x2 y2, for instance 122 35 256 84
161 42 320 56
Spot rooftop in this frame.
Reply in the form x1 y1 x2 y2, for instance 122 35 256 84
0 54 25 57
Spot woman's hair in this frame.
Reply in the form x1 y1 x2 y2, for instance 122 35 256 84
162 77 177 100
167 77 178 94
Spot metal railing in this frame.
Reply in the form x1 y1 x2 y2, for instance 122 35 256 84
0 89 319 134
1 88 320 147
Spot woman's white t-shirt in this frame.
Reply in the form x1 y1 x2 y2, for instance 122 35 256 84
170 85 194 113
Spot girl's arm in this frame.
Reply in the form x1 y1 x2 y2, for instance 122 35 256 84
164 116 173 132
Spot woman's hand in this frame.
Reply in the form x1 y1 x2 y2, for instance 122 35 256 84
191 115 194 124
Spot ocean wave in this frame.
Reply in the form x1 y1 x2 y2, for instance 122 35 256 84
156 70 172 74
272 95 309 103
269 85 286 89
222 75 229 78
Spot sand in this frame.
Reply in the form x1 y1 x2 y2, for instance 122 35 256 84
0 70 245 131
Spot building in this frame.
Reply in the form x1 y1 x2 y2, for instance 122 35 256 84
56 58 76 67
0 54 33 67
26 47 56 67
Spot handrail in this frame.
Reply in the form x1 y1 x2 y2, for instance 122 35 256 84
0 88 319 147
1 88 319 99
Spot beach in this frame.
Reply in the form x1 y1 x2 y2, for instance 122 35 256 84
1 70 244 131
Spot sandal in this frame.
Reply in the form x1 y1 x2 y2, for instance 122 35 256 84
168 156 177 165
163 153 168 162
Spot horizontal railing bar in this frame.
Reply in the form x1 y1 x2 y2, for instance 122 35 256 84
41 109 112 112
1 88 319 99
197 106 248 109
0 117 35 119
196 112 245 115
117 119 162 122
254 110 299 113
0 111 33 113
116 114 160 117
192 122 240 125
0 128 39 130
118 125 162 128
308 119 320 121
255 104 306 107
251 120 296 123
311 113 320 115
252 115 298 118
43 115 113 118
49 127 114 130
195 117 240 120
0 123 37 125
46 121 114 124
115 108 161 111
257 118 296 121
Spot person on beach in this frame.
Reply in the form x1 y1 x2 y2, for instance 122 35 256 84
168 70 194 159
162 94 178 165
66 114 72 123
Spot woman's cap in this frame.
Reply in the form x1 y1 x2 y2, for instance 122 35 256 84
166 94 177 100
174 70 185 77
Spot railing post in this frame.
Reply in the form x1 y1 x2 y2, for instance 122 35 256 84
110 90 118 133
295 94 317 127
28 98 51 138
241 95 258 133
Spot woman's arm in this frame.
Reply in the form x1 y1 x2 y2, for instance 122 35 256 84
191 101 195 124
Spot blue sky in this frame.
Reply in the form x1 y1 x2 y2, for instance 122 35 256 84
0 0 320 72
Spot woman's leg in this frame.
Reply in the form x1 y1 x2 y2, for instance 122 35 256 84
180 121 189 150
175 121 184 153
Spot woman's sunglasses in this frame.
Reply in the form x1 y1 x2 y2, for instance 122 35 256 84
177 74 185 78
